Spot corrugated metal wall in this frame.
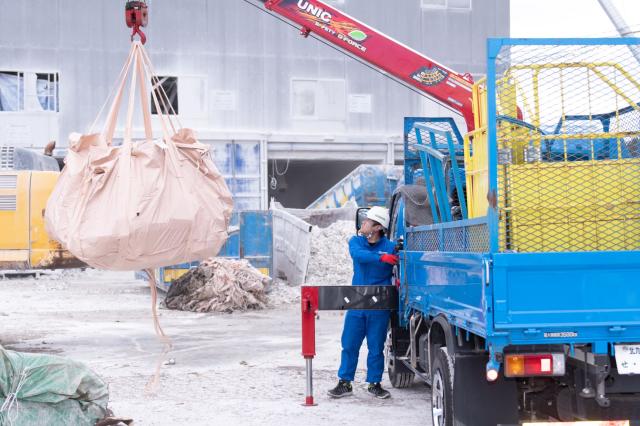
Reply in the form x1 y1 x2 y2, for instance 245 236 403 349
0 0 508 141
0 0 508 209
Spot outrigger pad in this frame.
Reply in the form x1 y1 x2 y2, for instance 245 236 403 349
453 353 519 426
316 285 397 311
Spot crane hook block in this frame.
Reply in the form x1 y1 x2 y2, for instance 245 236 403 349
125 1 149 44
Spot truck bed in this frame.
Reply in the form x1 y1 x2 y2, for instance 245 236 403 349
402 247 640 346
492 251 640 345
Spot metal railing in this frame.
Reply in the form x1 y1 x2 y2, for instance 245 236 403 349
487 38 640 253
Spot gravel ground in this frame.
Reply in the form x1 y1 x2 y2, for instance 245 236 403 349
0 269 432 425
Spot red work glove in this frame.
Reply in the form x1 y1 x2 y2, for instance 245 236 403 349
380 254 399 265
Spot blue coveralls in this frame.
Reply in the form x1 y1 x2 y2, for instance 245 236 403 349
338 235 395 384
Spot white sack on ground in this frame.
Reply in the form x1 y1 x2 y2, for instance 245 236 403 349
45 42 233 271
164 258 271 313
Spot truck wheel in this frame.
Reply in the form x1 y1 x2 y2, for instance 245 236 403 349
385 328 415 388
431 347 454 426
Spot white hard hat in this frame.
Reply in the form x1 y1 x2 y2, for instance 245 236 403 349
366 206 390 229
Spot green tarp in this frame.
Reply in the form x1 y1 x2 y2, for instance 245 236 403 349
0 345 109 426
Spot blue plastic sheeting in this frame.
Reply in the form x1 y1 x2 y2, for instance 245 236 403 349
307 164 403 209
210 141 261 211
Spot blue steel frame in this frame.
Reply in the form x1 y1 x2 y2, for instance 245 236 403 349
411 122 468 221
403 117 464 186
399 38 640 370
552 104 640 135
550 103 640 160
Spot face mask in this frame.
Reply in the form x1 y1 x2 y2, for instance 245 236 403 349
363 226 380 240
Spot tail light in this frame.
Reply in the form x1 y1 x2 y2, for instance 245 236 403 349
504 353 565 377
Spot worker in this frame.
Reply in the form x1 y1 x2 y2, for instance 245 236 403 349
43 140 56 156
327 206 398 400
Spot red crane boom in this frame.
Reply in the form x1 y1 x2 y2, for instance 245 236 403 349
262 0 476 130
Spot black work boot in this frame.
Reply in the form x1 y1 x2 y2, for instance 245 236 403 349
327 380 353 398
367 382 391 399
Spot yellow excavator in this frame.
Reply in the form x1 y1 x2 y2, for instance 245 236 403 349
0 144 84 271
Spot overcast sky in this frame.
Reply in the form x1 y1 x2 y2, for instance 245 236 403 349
511 0 640 37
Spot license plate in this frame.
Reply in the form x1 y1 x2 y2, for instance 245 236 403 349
615 344 640 375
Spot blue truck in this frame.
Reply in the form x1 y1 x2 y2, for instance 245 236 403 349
312 38 640 425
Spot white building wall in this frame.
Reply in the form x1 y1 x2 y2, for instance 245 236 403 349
0 0 508 209
0 0 509 148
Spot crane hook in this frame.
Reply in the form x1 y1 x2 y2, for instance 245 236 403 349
131 26 147 45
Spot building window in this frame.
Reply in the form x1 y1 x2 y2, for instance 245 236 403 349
151 76 178 115
291 79 346 120
36 73 59 112
0 71 59 113
0 72 24 111
421 0 472 10
292 80 317 118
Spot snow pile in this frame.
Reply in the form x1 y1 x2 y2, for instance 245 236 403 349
305 220 354 286
266 278 300 306
164 258 271 313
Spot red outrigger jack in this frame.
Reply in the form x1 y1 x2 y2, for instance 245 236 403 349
300 285 397 406
301 287 319 406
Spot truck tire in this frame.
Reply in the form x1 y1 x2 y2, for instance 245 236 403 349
431 346 454 426
385 328 415 388
388 355 415 388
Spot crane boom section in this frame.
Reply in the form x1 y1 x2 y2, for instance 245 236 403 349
263 0 475 130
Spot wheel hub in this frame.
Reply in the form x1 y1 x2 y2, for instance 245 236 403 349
384 328 393 370
432 369 445 425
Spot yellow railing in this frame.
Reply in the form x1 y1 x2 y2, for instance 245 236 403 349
462 61 640 251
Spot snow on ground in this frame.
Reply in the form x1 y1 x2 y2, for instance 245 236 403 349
0 270 432 425
305 220 354 286
267 278 300 306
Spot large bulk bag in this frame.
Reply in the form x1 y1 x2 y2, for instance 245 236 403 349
45 42 233 270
